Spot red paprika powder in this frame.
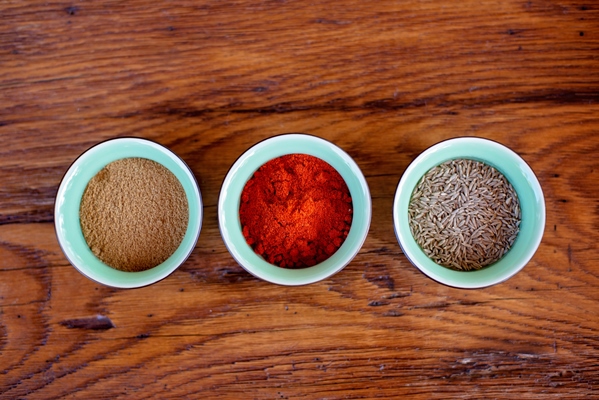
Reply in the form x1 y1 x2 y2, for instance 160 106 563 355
239 154 353 269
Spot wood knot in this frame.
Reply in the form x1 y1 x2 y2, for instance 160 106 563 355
65 6 79 15
60 315 114 330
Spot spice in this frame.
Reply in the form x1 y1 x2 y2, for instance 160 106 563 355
408 159 521 271
239 154 353 269
79 157 189 272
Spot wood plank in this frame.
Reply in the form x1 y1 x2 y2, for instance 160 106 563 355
1 0 598 398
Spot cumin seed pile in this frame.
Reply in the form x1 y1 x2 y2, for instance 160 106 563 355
80 158 189 272
408 159 521 271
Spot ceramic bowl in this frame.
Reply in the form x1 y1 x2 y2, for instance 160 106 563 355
393 137 545 289
54 137 202 288
218 133 371 285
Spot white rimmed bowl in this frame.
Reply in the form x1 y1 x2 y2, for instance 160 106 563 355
54 137 202 288
218 134 371 286
393 137 545 289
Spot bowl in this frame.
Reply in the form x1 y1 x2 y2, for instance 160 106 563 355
393 137 545 289
218 133 371 285
54 137 202 288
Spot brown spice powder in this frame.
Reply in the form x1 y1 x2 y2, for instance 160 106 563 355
79 157 189 272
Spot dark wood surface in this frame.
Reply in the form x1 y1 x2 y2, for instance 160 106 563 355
1 0 598 398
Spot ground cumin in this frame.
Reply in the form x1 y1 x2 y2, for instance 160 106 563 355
239 154 353 269
79 157 189 272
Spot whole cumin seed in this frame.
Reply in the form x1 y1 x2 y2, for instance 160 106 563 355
79 157 189 272
408 159 521 271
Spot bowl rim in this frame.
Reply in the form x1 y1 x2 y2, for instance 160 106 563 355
218 133 372 286
393 136 546 289
54 136 203 289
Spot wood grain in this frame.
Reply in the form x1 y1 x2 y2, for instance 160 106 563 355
1 0 598 398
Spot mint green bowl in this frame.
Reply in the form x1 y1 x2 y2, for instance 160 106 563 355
54 137 202 288
393 137 545 289
218 134 372 286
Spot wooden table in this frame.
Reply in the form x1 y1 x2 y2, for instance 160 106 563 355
2 0 598 398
